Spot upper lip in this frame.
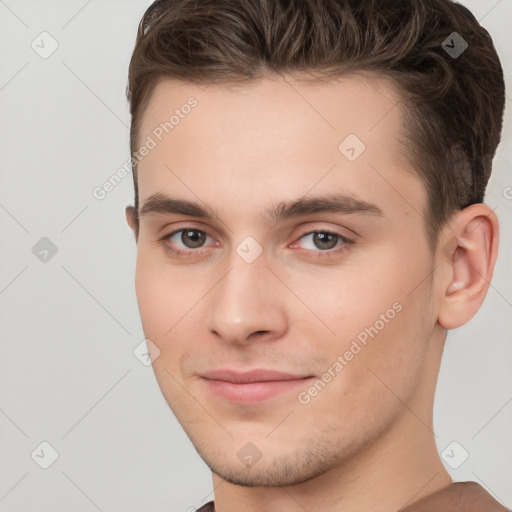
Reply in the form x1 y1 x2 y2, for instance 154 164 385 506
200 369 312 383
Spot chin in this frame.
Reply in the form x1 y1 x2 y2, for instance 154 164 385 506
195 443 337 488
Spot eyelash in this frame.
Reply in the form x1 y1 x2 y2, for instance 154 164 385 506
159 228 354 259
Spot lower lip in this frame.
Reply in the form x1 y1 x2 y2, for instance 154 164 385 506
202 377 313 403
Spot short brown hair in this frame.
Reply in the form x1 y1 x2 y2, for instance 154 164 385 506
126 0 505 247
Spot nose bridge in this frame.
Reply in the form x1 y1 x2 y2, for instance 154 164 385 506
206 247 286 344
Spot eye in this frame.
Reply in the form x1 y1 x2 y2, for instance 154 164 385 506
160 228 216 255
291 230 352 254
176 229 208 248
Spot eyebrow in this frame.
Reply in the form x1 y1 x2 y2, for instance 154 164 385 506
138 192 384 224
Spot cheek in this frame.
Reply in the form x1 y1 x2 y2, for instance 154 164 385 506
291 301 431 451
290 249 434 407
134 257 201 413
134 254 196 350
135 260 167 336
281 254 413 348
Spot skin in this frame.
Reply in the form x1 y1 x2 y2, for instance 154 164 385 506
125 74 498 512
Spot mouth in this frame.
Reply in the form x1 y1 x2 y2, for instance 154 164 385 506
199 369 315 403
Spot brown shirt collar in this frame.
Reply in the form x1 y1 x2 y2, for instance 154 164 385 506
195 481 509 512
400 481 509 511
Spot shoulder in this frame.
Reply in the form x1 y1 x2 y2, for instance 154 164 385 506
195 501 215 512
401 481 510 512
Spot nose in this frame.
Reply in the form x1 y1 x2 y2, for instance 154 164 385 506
206 249 288 346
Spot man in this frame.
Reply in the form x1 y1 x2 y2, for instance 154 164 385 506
124 0 509 510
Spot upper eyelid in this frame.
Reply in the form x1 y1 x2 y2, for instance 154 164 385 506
162 226 349 238
162 227 217 246
278 223 356 241
161 218 356 237
154 207 364 239
300 230 351 241
290 230 353 250
161 225 212 238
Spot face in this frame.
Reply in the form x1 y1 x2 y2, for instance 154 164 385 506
127 74 441 486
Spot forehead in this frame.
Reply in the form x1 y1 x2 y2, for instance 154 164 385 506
136 74 425 224
139 73 404 148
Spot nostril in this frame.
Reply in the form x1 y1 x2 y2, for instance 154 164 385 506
249 330 270 339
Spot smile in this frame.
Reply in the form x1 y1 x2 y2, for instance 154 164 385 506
199 369 315 403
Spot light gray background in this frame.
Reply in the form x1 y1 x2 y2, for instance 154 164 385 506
0 1 511 511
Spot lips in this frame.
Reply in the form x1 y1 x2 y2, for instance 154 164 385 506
200 369 314 403
201 369 310 383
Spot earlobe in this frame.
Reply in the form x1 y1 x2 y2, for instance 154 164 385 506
437 204 499 330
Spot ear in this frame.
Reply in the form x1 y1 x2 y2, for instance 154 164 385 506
437 204 499 329
125 206 138 240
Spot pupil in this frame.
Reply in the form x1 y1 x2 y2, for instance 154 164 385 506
182 230 206 248
313 232 337 250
